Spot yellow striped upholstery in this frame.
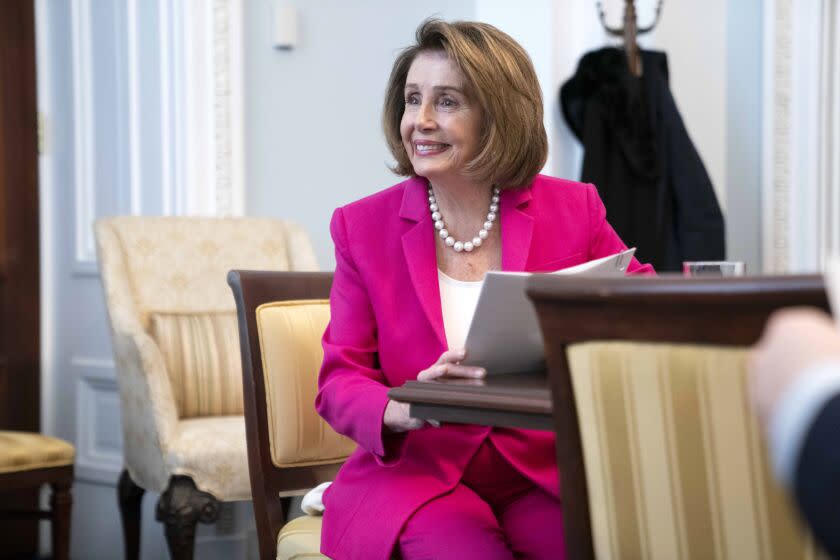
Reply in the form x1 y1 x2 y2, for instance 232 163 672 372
256 301 356 468
0 431 75 474
567 342 826 560
276 515 327 560
149 311 244 418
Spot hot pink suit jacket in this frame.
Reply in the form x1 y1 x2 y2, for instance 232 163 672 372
316 174 654 559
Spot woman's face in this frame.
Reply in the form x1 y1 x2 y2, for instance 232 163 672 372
400 51 483 184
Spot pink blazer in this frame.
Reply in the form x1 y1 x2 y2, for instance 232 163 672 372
316 175 653 559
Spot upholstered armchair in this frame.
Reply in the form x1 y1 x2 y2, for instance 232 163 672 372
228 270 356 560
528 275 827 559
94 217 318 560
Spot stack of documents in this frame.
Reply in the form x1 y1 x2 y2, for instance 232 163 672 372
461 248 636 374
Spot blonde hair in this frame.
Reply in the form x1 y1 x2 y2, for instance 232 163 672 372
383 19 547 189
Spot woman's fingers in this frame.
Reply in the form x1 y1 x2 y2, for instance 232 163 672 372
384 400 427 432
436 348 467 365
444 363 486 378
417 362 486 381
405 417 426 431
418 349 485 381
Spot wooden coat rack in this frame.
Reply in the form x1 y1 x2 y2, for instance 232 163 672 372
597 0 664 76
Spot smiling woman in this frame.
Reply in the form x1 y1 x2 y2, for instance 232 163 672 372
383 20 547 190
314 18 653 560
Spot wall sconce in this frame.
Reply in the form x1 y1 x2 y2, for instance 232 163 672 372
273 2 298 50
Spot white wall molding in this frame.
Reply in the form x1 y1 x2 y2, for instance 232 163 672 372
159 0 175 215
126 0 142 215
762 0 790 273
71 357 122 484
816 1 840 264
763 0 840 272
70 355 116 374
182 0 214 215
157 0 244 217
172 0 190 215
36 0 56 439
71 0 96 267
226 0 245 217
213 0 230 214
213 0 245 216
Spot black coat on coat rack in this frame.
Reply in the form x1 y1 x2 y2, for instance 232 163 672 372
560 48 725 271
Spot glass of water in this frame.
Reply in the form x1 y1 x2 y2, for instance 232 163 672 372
682 261 746 277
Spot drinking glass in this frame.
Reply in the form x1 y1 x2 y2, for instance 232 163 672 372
682 261 746 277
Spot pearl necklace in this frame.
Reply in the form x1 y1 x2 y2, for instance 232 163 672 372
428 186 500 253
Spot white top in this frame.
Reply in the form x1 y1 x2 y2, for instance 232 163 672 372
437 269 483 351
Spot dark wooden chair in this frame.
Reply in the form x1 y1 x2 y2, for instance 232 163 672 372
0 431 74 559
228 270 356 560
527 274 828 560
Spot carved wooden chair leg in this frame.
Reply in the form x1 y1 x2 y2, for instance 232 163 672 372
156 475 220 560
50 480 73 560
118 469 145 560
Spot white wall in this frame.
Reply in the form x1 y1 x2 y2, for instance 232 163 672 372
474 0 558 175
243 0 475 268
762 0 840 273
245 1 760 270
551 2 611 180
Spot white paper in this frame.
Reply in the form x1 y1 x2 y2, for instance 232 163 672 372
460 248 636 374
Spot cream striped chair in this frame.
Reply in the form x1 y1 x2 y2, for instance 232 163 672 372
528 274 830 560
94 217 319 560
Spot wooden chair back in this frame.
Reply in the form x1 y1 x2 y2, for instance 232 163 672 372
228 270 336 560
526 275 828 559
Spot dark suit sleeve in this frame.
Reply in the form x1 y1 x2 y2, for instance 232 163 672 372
794 393 840 556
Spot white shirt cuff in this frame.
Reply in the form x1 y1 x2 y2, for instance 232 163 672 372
769 360 840 485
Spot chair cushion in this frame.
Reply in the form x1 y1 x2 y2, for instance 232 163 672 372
149 311 244 418
276 515 326 560
0 431 75 474
165 416 250 501
567 342 818 559
256 301 356 468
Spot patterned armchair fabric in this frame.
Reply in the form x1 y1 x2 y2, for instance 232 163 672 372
568 342 822 559
95 217 318 500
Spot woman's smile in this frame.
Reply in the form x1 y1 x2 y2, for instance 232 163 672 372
413 140 451 156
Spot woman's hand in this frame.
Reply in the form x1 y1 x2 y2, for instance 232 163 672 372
383 350 486 433
383 400 426 433
416 349 487 382
748 308 840 431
